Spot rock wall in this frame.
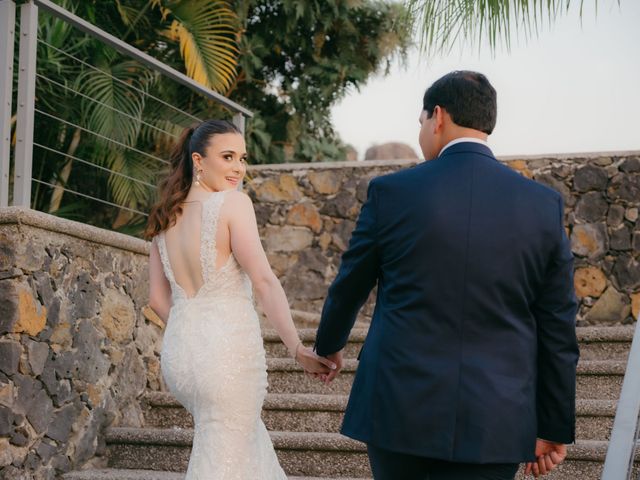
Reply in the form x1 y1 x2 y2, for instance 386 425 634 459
245 153 640 325
0 208 158 479
0 151 638 478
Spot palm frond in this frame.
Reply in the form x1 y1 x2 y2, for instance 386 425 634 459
159 0 239 92
406 0 589 55
76 60 154 147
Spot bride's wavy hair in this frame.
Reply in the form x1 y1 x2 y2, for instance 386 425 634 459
144 119 241 240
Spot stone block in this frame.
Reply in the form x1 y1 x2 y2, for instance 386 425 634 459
0 406 13 435
631 292 640 320
69 272 99 319
585 287 630 324
574 267 607 298
286 203 323 233
575 192 608 222
24 340 49 377
308 170 342 195
74 320 110 384
253 175 303 202
573 165 608 192
612 255 640 291
100 289 136 344
620 157 640 173
607 173 640 202
570 224 608 259
607 205 625 227
46 401 81 443
625 207 638 222
26 386 53 434
264 226 313 253
0 341 21 376
610 225 632 251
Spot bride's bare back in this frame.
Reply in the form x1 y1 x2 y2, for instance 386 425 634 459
162 196 233 298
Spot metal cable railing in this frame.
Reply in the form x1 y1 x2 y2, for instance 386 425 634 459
1 0 252 236
34 109 171 166
35 73 180 140
37 39 204 125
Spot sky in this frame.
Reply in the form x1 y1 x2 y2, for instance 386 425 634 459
331 1 640 160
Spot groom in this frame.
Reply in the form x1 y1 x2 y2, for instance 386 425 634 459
314 71 579 479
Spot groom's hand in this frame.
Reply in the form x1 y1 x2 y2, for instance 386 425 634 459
322 350 344 384
524 439 567 477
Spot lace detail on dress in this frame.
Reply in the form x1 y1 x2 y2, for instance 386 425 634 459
201 190 227 280
155 233 186 303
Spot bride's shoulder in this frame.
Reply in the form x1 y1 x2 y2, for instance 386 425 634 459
222 190 254 216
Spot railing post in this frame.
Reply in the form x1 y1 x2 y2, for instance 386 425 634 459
0 0 16 207
13 0 38 208
232 113 246 136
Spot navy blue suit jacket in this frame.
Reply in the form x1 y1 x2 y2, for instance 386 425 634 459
315 142 579 463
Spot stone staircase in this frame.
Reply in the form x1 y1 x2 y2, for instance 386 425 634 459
63 325 639 480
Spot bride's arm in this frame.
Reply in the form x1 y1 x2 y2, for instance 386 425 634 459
148 239 172 324
226 191 336 373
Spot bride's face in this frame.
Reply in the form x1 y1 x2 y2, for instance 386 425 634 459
193 132 247 192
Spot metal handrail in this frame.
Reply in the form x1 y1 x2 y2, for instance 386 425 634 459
33 0 252 118
602 317 640 479
1 0 252 209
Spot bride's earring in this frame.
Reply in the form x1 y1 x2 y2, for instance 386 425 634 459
194 169 202 187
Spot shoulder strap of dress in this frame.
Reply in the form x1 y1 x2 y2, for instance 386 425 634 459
201 191 229 279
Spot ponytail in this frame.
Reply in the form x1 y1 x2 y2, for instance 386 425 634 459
144 120 240 240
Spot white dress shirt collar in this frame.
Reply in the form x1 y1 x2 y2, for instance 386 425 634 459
438 137 490 157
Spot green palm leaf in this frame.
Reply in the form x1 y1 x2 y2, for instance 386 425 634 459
406 0 608 55
157 0 239 92
76 59 154 146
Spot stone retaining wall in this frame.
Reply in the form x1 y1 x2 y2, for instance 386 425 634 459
0 151 638 478
245 152 640 325
0 208 156 479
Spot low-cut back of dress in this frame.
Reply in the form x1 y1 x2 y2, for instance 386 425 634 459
155 190 286 479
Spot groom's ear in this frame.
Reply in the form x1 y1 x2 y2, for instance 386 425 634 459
432 105 446 134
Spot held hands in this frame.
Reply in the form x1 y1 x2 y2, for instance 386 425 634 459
314 350 343 385
294 343 337 375
524 439 567 477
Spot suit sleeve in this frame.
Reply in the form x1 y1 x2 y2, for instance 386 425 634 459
532 195 580 444
315 179 380 357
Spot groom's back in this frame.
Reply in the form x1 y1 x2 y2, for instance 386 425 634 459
347 141 571 462
375 143 560 329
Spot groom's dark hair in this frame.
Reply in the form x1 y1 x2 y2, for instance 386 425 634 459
423 71 497 134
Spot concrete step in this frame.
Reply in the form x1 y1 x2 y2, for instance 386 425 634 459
105 428 371 477
264 358 625 397
263 329 366 359
576 325 634 361
103 428 640 479
143 391 347 432
259 309 371 330
576 360 626 400
63 469 370 480
142 391 617 440
262 325 634 361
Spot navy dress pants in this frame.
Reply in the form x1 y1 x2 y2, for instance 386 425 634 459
367 444 520 480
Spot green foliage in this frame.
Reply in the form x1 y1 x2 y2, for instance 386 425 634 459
27 0 410 237
230 0 412 163
406 0 616 55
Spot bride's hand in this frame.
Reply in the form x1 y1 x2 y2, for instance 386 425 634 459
294 344 337 375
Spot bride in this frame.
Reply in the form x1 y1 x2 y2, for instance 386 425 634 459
144 119 336 479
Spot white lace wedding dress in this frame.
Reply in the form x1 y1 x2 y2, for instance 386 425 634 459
155 190 287 479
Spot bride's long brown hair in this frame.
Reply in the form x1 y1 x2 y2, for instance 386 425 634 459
144 119 241 240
